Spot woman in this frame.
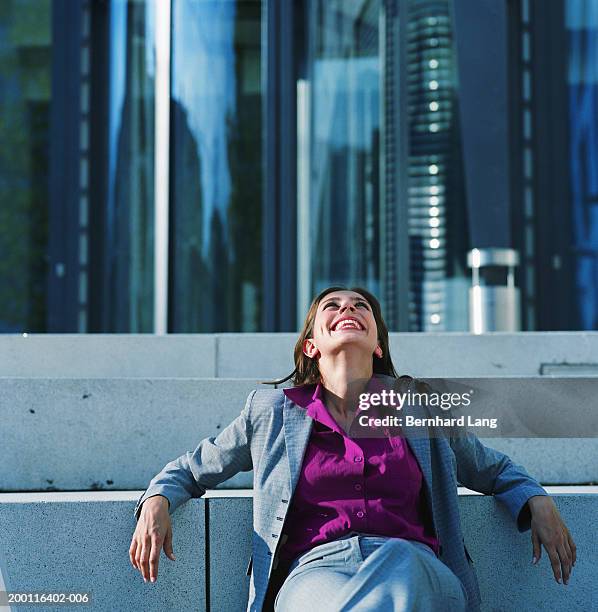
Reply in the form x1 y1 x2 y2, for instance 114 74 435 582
130 286 576 611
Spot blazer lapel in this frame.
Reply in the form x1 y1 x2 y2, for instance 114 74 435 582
401 403 434 496
282 395 314 494
376 374 434 493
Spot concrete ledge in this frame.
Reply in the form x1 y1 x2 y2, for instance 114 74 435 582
1 377 596 491
208 496 253 612
0 493 206 612
2 332 598 378
459 492 597 611
0 489 595 612
479 438 598 485
0 378 262 492
0 334 218 378
218 332 598 379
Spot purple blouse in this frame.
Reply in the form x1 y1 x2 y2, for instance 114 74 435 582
279 376 440 562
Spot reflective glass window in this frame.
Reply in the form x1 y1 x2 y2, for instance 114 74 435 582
566 0 598 329
170 0 263 332
299 0 383 307
100 0 156 331
404 1 469 331
0 0 52 332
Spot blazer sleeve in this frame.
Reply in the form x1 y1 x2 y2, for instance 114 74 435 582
133 389 256 521
449 431 548 532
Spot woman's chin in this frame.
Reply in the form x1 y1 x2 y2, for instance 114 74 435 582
327 337 374 354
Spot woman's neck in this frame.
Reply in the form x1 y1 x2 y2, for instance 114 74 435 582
319 354 373 418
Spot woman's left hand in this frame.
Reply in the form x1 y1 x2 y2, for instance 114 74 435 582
528 495 576 585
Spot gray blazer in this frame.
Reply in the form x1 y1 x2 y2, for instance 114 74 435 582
134 375 547 611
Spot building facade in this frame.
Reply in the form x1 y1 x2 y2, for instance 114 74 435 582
1 0 597 333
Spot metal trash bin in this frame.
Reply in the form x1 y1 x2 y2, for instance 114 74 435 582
467 248 521 333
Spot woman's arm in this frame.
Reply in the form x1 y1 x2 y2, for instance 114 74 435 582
133 389 256 520
449 431 547 530
408 376 546 529
449 433 576 585
129 389 257 584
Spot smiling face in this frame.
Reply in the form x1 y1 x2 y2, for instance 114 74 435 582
303 290 380 360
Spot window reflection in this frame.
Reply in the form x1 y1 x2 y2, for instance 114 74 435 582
170 0 262 332
301 0 468 331
405 0 468 331
304 0 382 302
102 0 156 331
0 0 52 332
566 0 598 329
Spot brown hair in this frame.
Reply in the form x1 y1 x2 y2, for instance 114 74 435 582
262 285 398 386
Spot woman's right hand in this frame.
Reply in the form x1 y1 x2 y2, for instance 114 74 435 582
129 495 176 582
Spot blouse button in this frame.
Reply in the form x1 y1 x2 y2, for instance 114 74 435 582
354 456 363 463
354 484 362 491
356 511 365 518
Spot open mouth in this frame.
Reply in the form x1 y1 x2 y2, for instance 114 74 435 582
331 318 365 332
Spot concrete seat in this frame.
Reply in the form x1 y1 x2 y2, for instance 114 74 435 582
0 488 596 611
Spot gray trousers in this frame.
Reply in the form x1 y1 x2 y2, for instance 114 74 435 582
274 533 467 611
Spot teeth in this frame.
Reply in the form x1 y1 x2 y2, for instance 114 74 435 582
333 319 362 331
